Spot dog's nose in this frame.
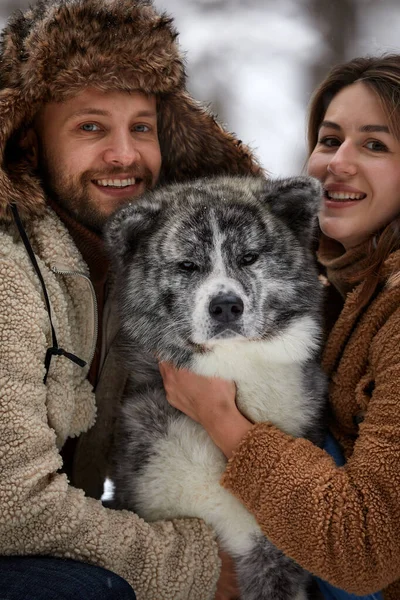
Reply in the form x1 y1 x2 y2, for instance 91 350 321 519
209 294 244 323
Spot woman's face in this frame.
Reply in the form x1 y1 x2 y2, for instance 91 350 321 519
308 81 400 249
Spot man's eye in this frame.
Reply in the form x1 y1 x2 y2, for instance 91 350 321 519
365 139 388 152
133 124 150 133
80 123 101 132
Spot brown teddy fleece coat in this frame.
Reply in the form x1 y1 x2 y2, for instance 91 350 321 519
221 240 400 599
0 1 261 597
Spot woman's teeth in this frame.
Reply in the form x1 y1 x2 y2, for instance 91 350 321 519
326 191 365 201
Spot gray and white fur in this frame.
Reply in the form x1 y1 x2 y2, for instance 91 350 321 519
105 175 327 600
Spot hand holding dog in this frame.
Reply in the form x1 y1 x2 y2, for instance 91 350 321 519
159 361 253 459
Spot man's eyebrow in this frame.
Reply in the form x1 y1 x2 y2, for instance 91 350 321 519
65 108 157 121
65 108 110 121
319 120 390 134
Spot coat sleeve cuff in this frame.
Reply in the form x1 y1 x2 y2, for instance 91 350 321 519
220 422 294 512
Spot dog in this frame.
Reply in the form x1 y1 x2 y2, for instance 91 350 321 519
105 175 327 600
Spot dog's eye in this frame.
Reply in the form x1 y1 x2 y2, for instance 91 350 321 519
178 261 198 272
240 253 259 266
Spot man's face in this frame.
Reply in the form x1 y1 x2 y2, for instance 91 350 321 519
35 88 162 232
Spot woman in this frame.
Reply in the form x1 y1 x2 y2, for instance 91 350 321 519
159 55 400 600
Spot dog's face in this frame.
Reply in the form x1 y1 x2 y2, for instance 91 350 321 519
105 176 322 365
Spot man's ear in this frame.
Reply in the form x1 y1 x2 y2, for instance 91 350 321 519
262 176 322 247
19 127 39 168
104 197 163 265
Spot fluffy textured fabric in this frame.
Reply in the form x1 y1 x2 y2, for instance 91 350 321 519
0 0 261 222
0 209 221 598
221 243 400 600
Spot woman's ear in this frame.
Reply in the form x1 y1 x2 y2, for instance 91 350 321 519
19 127 39 168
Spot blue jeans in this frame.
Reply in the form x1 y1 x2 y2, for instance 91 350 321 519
0 556 136 599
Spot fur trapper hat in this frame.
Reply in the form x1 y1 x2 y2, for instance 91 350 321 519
0 0 261 222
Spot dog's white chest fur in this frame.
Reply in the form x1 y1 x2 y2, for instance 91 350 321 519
194 315 320 434
133 316 320 555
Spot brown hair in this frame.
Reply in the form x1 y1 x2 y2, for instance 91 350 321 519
307 54 400 309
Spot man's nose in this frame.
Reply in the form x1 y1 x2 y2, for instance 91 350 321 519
327 141 357 177
102 132 141 167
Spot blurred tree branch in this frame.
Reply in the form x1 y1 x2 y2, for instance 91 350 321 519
308 0 358 86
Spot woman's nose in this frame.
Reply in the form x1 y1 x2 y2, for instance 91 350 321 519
327 142 357 177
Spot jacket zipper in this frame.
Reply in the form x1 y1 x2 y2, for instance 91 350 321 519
50 266 98 367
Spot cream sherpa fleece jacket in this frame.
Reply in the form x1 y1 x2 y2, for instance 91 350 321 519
0 209 220 599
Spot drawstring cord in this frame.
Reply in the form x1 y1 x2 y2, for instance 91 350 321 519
10 203 86 383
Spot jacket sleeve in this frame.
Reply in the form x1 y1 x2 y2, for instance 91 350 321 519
221 310 400 596
0 256 220 600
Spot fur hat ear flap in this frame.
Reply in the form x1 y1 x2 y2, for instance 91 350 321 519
0 90 45 222
104 197 163 264
262 176 322 247
18 127 39 169
158 92 261 183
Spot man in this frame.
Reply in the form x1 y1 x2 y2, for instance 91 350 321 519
0 0 261 598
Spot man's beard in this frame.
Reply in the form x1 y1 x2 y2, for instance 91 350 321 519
37 151 155 234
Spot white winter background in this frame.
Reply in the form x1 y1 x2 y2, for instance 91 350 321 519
152 0 400 176
1 0 400 176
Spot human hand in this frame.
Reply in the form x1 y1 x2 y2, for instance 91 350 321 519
215 548 241 600
158 361 236 426
159 362 253 458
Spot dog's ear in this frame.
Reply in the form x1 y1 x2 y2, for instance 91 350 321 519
104 197 163 264
262 176 322 247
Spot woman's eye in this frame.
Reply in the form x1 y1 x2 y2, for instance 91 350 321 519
365 139 388 152
240 253 259 267
80 123 101 132
318 136 341 148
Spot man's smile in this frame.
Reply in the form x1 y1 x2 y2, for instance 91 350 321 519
94 177 136 188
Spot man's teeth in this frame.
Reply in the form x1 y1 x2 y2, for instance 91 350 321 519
95 178 136 188
327 191 364 200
